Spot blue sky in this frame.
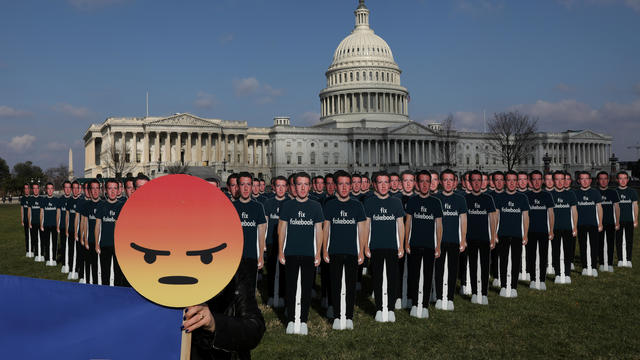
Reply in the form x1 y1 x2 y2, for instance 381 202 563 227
1 0 640 172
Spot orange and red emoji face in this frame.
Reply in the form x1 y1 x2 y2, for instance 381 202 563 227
115 175 243 307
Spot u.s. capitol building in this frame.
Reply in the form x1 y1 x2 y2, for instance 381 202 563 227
83 0 613 181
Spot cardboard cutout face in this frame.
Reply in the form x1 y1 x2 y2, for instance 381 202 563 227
115 175 243 307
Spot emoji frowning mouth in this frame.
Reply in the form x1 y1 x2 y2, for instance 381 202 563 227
158 276 199 285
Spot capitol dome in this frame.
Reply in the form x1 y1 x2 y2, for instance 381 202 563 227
316 0 410 129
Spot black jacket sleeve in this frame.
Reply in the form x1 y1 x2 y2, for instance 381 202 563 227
191 268 265 360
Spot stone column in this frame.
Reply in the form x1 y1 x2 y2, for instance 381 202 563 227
165 133 171 163
196 133 202 165
185 133 191 164
154 132 160 162
243 136 248 165
132 133 138 164
352 139 356 165
143 132 149 164
205 133 212 164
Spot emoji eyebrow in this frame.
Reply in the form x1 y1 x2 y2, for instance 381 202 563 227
186 243 227 256
130 242 171 256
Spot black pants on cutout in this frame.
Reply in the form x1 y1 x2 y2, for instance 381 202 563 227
616 222 635 262
552 229 573 277
99 246 125 286
370 249 398 311
599 224 616 266
435 242 459 301
329 254 358 319
285 256 315 323
29 226 41 258
407 247 435 306
239 258 258 291
491 239 504 280
499 236 522 289
577 225 599 269
468 239 490 296
42 226 58 263
266 244 286 300
86 244 99 284
396 255 407 302
58 228 67 262
321 259 331 306
23 223 29 252
526 232 549 283
77 241 86 280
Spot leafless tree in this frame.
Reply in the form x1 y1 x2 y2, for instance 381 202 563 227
485 111 538 171
44 165 70 188
101 139 136 178
167 163 190 175
438 114 457 167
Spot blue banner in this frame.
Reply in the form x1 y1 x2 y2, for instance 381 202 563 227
0 275 183 359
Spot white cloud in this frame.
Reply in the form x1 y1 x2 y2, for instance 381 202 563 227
233 77 260 96
554 83 572 92
456 0 505 13
299 111 321 126
233 77 283 104
53 103 91 118
7 134 36 152
557 0 640 13
0 105 31 118
46 142 69 151
194 91 218 109
67 0 127 11
218 33 234 45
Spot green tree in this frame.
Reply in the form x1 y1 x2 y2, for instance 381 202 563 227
12 161 45 187
0 157 9 194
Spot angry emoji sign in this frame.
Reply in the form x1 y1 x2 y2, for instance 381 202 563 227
114 175 243 307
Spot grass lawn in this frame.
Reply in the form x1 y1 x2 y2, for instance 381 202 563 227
2 203 639 359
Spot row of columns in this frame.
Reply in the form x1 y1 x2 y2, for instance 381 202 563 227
104 131 270 167
544 142 611 166
321 92 408 117
350 138 449 168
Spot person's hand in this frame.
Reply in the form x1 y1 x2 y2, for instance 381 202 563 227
21 221 24 227
615 223 620 231
364 246 371 258
66 231 69 237
57 227 60 233
598 224 603 232
634 221 638 228
257 255 264 270
459 241 467 252
314 254 321 267
278 252 286 265
40 226 44 231
548 232 554 241
95 246 101 255
183 304 215 333
357 251 364 265
490 240 496 250
434 246 441 258
572 228 577 237
29 224 32 229
405 245 411 255
324 251 330 264
397 248 404 259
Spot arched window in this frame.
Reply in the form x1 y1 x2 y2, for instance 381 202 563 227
363 71 366 81
356 72 359 81
376 72 379 81
350 72 353 82
369 71 372 80
310 152 316 165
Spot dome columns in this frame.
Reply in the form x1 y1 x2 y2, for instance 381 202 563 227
320 91 408 117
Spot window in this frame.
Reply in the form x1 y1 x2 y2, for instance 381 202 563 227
466 156 470 165
286 155 291 165
475 154 480 165
324 142 328 148
363 72 366 81
350 72 353 82
311 142 315 148
310 152 316 165
356 72 359 81
298 156 302 165
286 141 291 147
334 142 338 148
324 155 329 165
334 154 339 164
376 72 379 81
